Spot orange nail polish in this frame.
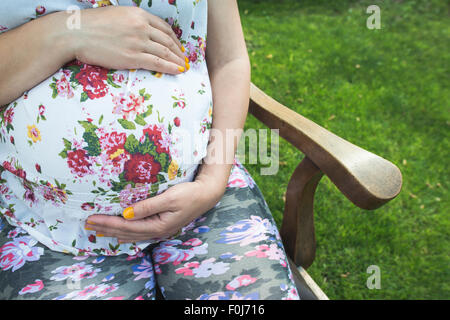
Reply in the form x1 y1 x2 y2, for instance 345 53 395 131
97 234 104 237
85 226 93 231
185 56 189 64
178 66 185 72
87 220 95 225
123 207 134 220
181 46 185 52
185 62 190 70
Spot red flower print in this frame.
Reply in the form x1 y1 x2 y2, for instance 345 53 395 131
99 131 129 166
168 0 176 5
81 202 95 211
36 6 46 15
88 234 96 243
3 107 14 125
141 125 170 154
38 104 45 116
35 163 41 173
75 64 109 100
67 149 93 177
123 153 161 184
24 186 37 204
2 159 28 180
189 51 198 63
173 117 180 127
172 25 182 39
100 131 126 154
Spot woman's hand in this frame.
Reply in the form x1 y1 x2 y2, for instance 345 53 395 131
72 5 188 74
84 178 225 243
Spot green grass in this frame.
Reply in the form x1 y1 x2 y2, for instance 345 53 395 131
237 0 449 299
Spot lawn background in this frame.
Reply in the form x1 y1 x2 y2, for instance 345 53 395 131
237 0 449 299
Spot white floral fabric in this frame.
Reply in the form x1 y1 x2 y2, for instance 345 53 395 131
0 0 214 256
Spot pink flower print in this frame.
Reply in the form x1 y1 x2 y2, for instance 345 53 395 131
24 185 37 206
118 184 149 208
245 244 270 258
56 75 74 99
54 283 119 300
97 283 119 296
226 275 258 291
245 243 287 266
182 238 202 247
175 261 200 276
280 283 300 300
0 236 44 272
227 162 256 189
67 149 93 178
152 239 208 268
50 262 100 282
111 92 146 121
18 279 44 295
112 73 125 83
3 107 14 125
7 227 26 239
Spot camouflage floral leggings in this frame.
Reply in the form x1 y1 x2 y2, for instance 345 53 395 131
0 164 299 300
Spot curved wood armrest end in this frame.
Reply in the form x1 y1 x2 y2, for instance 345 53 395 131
249 82 402 210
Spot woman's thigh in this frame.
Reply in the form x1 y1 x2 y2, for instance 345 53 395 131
150 184 300 300
0 218 156 300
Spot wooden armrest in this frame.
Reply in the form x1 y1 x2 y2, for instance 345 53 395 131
248 82 402 210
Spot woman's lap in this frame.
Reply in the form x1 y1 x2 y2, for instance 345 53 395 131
0 180 299 300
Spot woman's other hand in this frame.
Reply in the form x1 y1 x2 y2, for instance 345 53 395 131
72 6 187 74
83 178 224 243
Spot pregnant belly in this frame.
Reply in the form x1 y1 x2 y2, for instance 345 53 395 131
0 60 213 214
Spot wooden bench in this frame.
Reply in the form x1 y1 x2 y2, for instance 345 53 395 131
249 82 403 300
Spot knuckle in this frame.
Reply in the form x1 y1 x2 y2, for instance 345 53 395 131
153 56 162 69
162 46 171 59
164 191 179 210
142 200 153 215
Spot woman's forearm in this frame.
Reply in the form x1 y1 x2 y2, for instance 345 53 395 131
195 0 251 200
195 57 251 199
0 11 76 105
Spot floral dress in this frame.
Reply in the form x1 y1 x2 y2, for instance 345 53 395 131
0 0 213 256
0 0 301 300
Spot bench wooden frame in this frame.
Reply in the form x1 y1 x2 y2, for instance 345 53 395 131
249 82 403 300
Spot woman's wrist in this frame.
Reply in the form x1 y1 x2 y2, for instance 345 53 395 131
46 11 79 63
194 162 232 204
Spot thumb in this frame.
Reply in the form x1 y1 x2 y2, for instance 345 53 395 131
122 189 174 220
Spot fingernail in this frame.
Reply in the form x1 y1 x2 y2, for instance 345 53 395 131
85 226 93 231
181 46 185 52
178 66 185 72
97 234 104 237
185 62 190 70
184 56 189 64
123 207 134 220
